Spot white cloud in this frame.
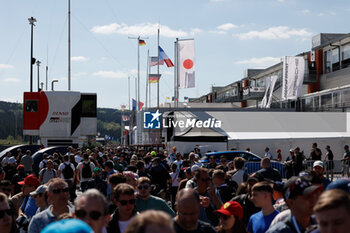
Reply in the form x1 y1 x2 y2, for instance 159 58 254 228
217 23 237 31
71 56 88 61
190 28 202 35
0 64 14 69
235 57 282 67
93 70 128 79
209 30 227 35
235 26 312 40
3 78 20 83
301 9 310 14
92 22 188 38
277 0 285 2
330 11 336 16
318 13 324 17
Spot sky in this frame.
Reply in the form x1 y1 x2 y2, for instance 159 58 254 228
0 0 350 109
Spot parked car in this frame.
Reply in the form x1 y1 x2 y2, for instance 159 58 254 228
32 146 69 176
0 144 42 162
201 151 285 178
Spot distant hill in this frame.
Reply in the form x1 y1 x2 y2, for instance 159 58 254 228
0 101 128 142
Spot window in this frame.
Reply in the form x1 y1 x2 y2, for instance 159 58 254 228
81 94 97 117
321 94 332 109
342 43 350 68
324 50 331 73
305 97 313 110
332 47 340 71
241 152 260 162
333 92 341 108
314 96 320 110
25 100 38 112
256 78 265 87
342 90 350 107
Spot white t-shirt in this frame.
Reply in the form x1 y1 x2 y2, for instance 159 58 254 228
75 155 82 164
118 219 131 233
170 172 179 187
76 161 95 182
231 169 246 186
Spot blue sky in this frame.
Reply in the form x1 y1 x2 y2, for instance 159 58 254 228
0 0 350 108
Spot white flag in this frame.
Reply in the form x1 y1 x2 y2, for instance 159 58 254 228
282 56 305 101
266 75 278 108
178 39 195 89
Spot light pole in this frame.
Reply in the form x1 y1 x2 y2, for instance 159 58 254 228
28 17 36 92
36 60 41 91
51 80 58 91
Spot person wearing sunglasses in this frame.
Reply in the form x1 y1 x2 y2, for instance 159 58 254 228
28 178 73 233
107 183 137 233
0 180 12 197
135 177 175 217
73 189 109 233
214 201 247 233
0 192 17 233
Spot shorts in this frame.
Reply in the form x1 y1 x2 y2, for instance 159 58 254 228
342 163 350 174
326 160 334 170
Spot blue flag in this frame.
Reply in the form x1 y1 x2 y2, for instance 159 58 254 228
132 99 137 111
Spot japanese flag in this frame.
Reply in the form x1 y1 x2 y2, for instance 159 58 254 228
178 39 195 89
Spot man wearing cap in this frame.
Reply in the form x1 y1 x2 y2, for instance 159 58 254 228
312 161 331 189
266 176 322 233
30 185 49 213
28 178 73 233
85 167 107 196
214 201 246 232
11 174 40 219
285 149 296 179
3 156 18 181
173 188 217 233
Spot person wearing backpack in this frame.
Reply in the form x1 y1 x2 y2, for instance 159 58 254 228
76 153 95 192
39 159 57 184
58 154 75 201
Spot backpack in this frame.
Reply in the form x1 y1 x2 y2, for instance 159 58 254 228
62 163 74 179
42 168 57 179
81 162 92 179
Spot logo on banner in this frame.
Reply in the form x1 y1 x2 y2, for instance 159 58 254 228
143 110 161 129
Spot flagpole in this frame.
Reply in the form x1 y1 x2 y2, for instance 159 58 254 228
157 28 160 109
146 50 149 109
175 38 179 108
128 76 130 111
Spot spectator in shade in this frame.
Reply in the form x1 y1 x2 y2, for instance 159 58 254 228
312 161 331 189
214 201 247 233
256 157 282 182
20 150 33 174
85 167 108 196
0 192 17 233
313 189 350 233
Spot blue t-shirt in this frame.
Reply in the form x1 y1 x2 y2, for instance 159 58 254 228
247 210 279 233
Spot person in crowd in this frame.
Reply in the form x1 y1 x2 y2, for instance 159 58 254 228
284 149 296 179
276 149 282 162
39 153 49 171
1 152 12 167
294 147 304 175
312 161 331 189
310 143 322 161
104 160 117 200
173 153 183 173
107 183 137 233
4 157 17 182
212 169 235 203
194 167 222 226
136 161 150 179
247 182 279 233
28 178 73 233
11 164 27 195
227 161 235 171
108 173 126 200
341 145 350 177
0 192 17 233
185 165 199 189
85 167 108 196
73 189 110 233
0 180 12 197
0 167 5 181
272 181 288 212
30 185 49 213
169 147 177 163
123 171 138 189
149 157 171 198
207 155 218 169
39 159 57 184
230 157 248 187
20 150 33 175
178 167 192 191
113 156 125 173
76 153 95 192
313 189 350 233
219 156 228 172
11 174 40 219
256 157 282 182
135 177 175 217
324 145 334 181
264 147 272 160
231 173 262 226
266 176 323 233
124 210 175 233
214 201 247 233
74 151 82 164
173 188 217 233
57 155 76 201
170 163 180 208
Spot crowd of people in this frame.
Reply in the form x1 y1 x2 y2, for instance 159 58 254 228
0 143 349 233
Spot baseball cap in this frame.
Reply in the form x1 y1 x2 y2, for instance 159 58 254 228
191 164 200 173
313 160 324 168
289 149 294 152
30 185 48 196
150 151 157 156
247 172 264 183
18 174 40 187
41 219 92 233
273 181 285 193
325 178 350 193
276 149 281 153
130 154 138 161
17 164 25 170
283 176 322 200
93 167 101 173
214 201 244 220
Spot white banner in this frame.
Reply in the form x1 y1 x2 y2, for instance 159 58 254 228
178 39 195 89
282 56 305 101
266 75 278 108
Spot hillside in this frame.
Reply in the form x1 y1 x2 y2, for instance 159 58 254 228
0 101 127 142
